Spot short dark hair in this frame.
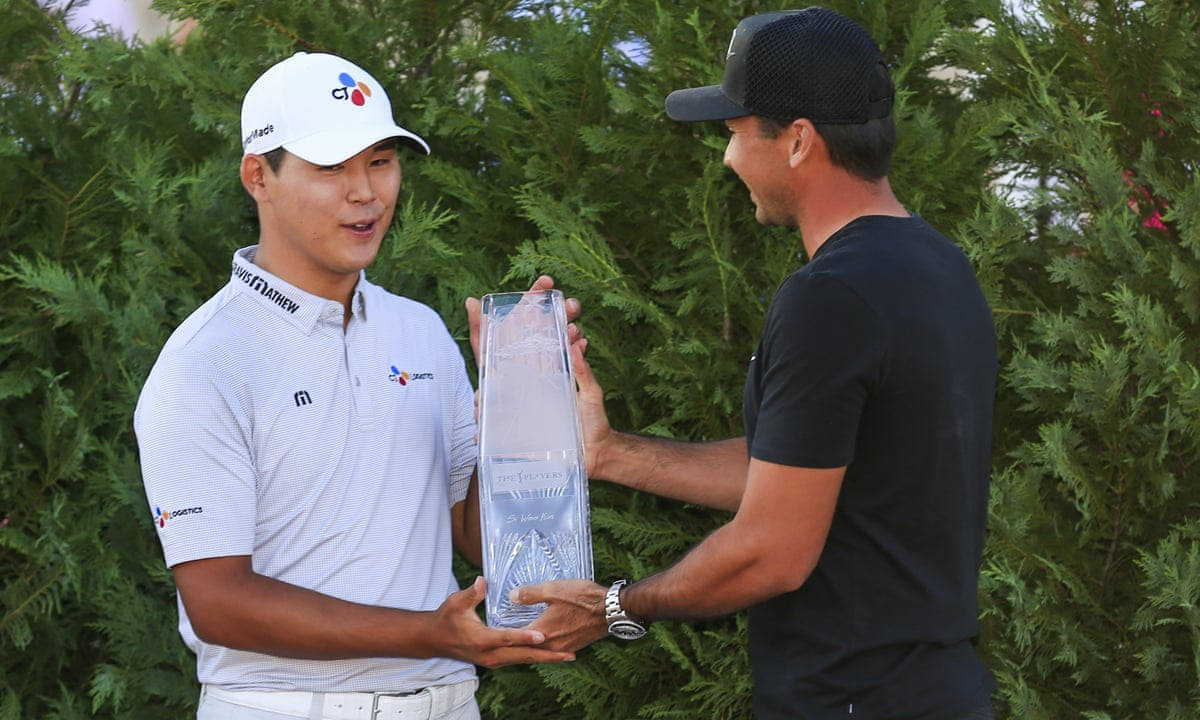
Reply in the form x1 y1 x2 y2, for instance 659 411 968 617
756 115 894 181
263 146 287 173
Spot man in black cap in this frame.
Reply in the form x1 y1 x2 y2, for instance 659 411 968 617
511 7 998 719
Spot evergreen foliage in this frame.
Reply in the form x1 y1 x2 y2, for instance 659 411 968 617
1 0 1196 718
946 1 1200 716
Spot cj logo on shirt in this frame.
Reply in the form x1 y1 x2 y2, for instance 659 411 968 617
389 365 434 386
154 505 203 529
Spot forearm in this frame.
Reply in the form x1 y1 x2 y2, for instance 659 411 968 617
173 556 569 668
176 559 442 660
518 461 841 653
621 461 842 622
594 434 748 511
516 515 792 654
621 515 795 622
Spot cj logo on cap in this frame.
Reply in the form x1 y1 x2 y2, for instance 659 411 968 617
331 72 372 106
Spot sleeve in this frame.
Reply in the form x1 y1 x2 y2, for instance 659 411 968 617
134 353 258 568
440 329 478 505
749 272 884 468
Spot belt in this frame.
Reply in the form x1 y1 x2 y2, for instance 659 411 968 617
202 678 478 720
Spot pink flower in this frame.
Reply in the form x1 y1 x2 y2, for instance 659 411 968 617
1123 169 1170 231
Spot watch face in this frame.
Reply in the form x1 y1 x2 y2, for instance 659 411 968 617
609 619 647 640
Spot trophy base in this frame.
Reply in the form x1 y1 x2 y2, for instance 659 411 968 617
488 528 573 627
480 451 592 628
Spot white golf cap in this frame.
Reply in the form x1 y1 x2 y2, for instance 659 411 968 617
240 52 429 165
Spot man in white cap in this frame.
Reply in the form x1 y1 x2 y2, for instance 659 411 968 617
511 8 998 719
135 52 574 720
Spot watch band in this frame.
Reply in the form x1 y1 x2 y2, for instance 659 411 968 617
604 579 647 640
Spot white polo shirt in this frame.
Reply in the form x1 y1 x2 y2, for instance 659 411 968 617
134 246 477 692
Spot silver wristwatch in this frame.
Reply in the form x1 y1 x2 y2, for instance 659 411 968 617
604 579 647 640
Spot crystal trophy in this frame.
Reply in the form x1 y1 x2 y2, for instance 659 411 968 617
477 289 593 627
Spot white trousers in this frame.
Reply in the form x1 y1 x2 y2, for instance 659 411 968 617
196 679 480 720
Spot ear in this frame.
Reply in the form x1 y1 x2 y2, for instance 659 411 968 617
240 154 271 202
787 119 820 169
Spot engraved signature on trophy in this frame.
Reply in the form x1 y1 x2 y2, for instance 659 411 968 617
506 512 556 524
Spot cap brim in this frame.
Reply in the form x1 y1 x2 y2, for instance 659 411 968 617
665 85 749 122
284 124 430 165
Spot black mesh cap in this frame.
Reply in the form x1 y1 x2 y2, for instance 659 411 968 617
665 7 894 124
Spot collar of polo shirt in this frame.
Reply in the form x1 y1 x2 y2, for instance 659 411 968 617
230 246 369 332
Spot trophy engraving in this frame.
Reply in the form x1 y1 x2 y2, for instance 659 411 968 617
477 290 594 627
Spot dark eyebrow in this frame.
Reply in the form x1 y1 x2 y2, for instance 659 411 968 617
373 139 400 152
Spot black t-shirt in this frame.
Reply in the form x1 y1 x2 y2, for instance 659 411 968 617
743 215 998 719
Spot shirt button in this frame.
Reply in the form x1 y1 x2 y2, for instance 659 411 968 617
355 376 361 386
